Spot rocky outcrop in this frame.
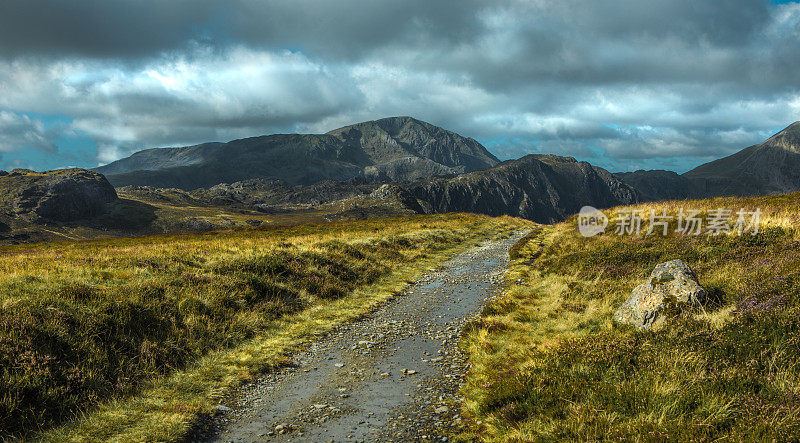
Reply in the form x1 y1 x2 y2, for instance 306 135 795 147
403 154 639 223
0 169 118 222
369 184 427 213
614 259 707 330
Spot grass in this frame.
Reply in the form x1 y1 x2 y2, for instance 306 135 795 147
461 192 800 441
1 182 416 246
0 213 530 441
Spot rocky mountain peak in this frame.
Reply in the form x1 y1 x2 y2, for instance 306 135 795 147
762 121 800 153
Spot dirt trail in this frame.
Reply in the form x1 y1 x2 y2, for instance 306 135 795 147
200 231 526 442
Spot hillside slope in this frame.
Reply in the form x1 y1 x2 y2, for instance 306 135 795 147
614 169 694 201
95 117 500 189
684 122 800 196
0 214 528 440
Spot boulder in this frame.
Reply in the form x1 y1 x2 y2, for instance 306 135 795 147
613 259 706 330
1 169 118 222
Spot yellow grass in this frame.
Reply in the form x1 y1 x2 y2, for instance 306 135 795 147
0 213 532 441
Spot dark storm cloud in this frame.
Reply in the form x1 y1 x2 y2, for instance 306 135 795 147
0 1 221 58
0 0 797 171
0 0 484 59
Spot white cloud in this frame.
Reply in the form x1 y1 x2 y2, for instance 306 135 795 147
0 111 57 153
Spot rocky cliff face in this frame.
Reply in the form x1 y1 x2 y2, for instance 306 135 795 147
403 154 639 223
96 117 500 189
0 169 118 222
327 116 499 178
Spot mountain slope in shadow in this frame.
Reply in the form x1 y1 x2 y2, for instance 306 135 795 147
95 116 500 189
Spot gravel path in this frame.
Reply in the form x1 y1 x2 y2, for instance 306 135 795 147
198 231 526 442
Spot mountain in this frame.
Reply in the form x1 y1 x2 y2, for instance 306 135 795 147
684 122 800 196
402 154 639 223
614 170 694 201
105 154 640 225
95 117 500 190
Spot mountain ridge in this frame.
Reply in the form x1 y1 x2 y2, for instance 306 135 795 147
2 117 799 245
403 154 639 223
95 116 500 189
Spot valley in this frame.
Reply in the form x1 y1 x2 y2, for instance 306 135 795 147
2 117 800 441
4 118 800 246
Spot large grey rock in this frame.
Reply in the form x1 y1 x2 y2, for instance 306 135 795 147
614 259 706 330
1 169 118 222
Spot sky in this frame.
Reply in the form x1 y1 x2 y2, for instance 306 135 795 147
0 1 798 174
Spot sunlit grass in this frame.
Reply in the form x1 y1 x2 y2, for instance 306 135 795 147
0 213 531 441
461 192 800 441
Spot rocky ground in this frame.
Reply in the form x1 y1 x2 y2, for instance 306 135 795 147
193 231 526 442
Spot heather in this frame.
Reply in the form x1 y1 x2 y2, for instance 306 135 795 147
462 193 800 440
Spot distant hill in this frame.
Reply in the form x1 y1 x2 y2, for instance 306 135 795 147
403 154 639 223
613 170 694 202
95 117 500 189
684 122 800 196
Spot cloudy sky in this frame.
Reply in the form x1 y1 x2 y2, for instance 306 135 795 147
0 0 798 173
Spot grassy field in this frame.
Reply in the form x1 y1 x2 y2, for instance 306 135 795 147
461 192 800 441
0 213 528 441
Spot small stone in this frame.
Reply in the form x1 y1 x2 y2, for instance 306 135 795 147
313 404 328 409
213 405 232 414
380 372 391 377
334 363 345 368
435 406 449 414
